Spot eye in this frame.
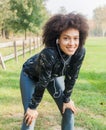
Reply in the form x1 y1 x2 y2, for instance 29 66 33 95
74 37 79 40
63 37 69 40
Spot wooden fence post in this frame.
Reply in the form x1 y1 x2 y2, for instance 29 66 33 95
0 53 6 70
33 38 36 51
40 36 42 46
14 40 18 62
37 35 39 48
23 40 25 58
29 39 31 55
0 37 42 70
35 37 38 49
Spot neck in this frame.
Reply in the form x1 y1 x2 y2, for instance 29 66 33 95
56 44 71 62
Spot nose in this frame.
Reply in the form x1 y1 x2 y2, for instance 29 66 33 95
68 39 75 45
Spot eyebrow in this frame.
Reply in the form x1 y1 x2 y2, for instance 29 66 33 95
63 34 79 37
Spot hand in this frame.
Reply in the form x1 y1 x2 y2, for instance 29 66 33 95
62 100 77 114
24 108 38 126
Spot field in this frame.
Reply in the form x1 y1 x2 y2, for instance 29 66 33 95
0 37 106 130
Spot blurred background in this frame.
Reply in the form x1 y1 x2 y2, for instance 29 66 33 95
0 0 106 41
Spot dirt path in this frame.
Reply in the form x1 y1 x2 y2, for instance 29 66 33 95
52 125 86 130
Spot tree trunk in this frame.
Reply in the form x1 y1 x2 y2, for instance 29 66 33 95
25 29 27 40
5 29 9 39
1 28 5 38
1 23 5 38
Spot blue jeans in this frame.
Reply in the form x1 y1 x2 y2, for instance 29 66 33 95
20 70 74 130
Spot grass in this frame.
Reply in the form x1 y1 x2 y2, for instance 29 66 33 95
0 37 106 130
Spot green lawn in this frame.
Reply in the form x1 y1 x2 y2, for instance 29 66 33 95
0 37 106 130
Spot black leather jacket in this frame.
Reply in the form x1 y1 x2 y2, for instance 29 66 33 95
23 46 85 109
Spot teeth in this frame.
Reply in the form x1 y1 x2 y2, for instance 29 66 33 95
67 48 74 51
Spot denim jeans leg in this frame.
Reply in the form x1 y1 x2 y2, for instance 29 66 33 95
20 70 36 130
47 76 74 130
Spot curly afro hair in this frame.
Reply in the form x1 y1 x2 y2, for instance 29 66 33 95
42 12 89 49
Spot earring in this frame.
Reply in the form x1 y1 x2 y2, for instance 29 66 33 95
56 39 58 44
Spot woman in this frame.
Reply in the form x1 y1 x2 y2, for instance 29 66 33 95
20 12 89 130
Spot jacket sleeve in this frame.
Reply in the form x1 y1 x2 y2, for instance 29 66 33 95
28 49 55 109
63 48 86 103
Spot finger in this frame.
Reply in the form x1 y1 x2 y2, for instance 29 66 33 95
71 106 77 114
74 107 77 114
62 105 66 114
26 117 33 126
62 108 65 114
24 112 29 119
24 115 29 123
62 107 64 114
73 104 77 112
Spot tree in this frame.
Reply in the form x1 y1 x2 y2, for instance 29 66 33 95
9 0 49 39
93 5 106 36
0 0 12 38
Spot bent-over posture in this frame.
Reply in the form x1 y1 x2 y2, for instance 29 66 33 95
20 12 89 130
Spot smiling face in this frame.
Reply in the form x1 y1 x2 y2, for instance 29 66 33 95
58 28 79 56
